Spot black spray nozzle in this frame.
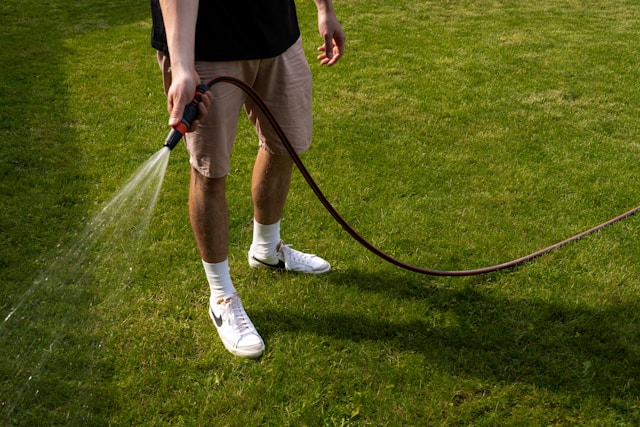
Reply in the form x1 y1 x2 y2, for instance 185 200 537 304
163 83 210 150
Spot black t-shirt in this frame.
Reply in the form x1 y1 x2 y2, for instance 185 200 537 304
150 0 301 61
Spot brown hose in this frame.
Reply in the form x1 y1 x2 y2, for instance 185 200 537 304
207 75 639 276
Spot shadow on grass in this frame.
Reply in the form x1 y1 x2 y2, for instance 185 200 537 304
0 0 153 424
253 268 640 404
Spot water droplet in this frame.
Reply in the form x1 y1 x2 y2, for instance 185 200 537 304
4 307 17 322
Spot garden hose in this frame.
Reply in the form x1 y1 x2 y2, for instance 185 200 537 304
163 75 639 276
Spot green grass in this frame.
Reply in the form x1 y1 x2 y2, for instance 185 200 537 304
2 0 640 425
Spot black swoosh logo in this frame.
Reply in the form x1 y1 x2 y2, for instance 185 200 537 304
252 256 286 269
210 306 223 327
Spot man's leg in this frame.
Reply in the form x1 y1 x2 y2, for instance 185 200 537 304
249 149 291 261
248 148 331 274
189 167 264 358
251 148 293 226
189 167 229 264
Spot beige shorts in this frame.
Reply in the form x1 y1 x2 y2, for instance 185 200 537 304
159 38 313 178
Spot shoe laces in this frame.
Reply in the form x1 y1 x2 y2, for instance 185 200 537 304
221 295 254 335
279 242 316 263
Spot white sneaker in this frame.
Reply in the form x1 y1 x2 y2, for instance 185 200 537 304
209 293 264 358
248 240 331 274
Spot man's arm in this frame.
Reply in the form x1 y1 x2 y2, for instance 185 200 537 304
159 0 209 129
313 0 346 66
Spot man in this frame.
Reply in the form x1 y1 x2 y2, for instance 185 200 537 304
150 0 345 358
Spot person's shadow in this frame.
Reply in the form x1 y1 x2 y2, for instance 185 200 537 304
253 267 640 400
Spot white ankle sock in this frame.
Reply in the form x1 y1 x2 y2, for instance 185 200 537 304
250 219 281 261
202 259 236 304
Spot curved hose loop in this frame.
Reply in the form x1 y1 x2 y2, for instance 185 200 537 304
206 75 639 276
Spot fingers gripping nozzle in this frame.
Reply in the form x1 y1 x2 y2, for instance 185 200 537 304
163 83 210 150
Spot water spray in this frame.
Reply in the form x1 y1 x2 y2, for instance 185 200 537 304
166 76 639 276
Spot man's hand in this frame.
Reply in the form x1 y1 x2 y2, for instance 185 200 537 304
166 72 213 132
316 6 345 66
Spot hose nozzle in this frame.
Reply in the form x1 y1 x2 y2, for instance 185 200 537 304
163 83 210 150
